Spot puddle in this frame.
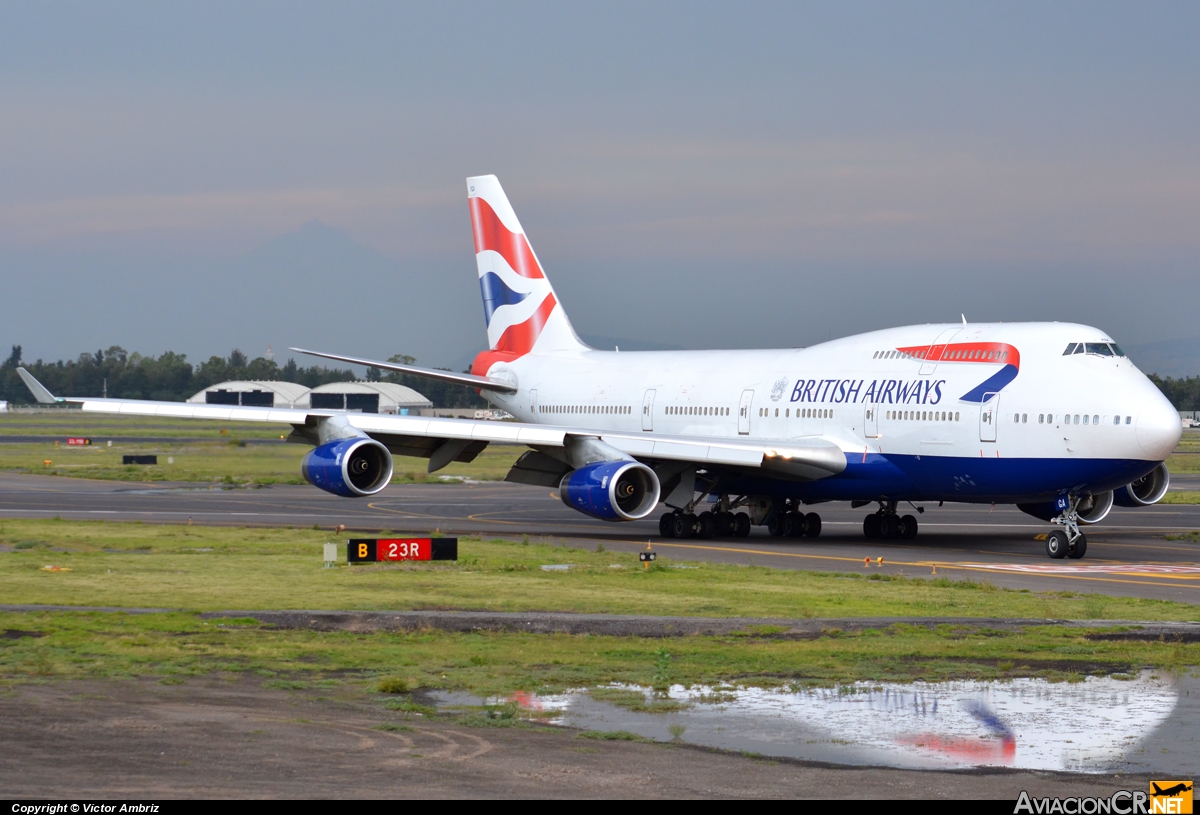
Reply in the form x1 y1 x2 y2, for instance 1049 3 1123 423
434 671 1192 774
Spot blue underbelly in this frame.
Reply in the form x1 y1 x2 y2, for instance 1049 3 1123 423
719 454 1160 503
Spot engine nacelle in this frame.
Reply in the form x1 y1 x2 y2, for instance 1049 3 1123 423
559 460 661 521
1017 490 1113 524
301 438 394 497
1113 462 1170 507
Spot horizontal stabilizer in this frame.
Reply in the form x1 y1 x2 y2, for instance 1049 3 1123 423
16 368 59 404
288 347 518 394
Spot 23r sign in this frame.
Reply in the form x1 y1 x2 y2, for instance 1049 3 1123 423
347 538 457 563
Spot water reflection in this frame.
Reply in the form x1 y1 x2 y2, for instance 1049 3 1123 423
488 672 1180 773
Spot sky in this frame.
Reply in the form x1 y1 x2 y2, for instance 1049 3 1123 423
2 2 1199 371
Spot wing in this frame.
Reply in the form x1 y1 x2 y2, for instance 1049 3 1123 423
61 394 847 479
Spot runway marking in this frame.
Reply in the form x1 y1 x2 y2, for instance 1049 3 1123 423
650 541 1200 590
963 563 1200 577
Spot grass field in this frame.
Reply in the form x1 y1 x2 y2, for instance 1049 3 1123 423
1 520 1196 694
0 412 525 485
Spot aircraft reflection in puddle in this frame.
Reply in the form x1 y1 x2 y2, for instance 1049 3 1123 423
505 672 1176 773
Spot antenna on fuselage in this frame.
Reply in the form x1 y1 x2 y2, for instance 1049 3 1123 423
961 314 967 325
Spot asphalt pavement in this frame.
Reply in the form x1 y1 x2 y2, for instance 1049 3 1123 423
2 472 1199 602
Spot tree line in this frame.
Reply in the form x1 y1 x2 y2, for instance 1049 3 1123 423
0 346 486 408
1148 374 1200 412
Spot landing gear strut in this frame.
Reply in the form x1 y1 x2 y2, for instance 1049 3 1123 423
1047 496 1088 559
862 501 918 541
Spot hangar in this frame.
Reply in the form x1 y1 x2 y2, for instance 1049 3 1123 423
188 380 310 408
303 382 432 414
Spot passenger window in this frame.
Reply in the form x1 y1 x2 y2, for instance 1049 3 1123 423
1093 414 1099 424
1022 414 1027 423
1074 414 1080 424
1112 415 1119 425
954 412 960 421
1125 416 1131 424
1064 343 1077 355
1083 415 1089 425
1038 414 1044 424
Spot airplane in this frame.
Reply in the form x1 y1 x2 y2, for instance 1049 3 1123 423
1151 783 1193 798
17 175 1183 559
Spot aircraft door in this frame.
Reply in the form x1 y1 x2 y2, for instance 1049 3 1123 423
738 389 754 435
979 393 998 442
641 389 656 431
865 404 880 438
920 328 961 375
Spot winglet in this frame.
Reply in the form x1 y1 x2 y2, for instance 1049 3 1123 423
16 367 59 404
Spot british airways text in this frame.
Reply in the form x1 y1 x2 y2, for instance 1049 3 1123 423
790 378 945 405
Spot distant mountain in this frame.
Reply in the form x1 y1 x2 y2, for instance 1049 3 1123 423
1124 336 1200 378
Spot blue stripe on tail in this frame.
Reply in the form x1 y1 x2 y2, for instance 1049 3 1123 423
479 272 530 326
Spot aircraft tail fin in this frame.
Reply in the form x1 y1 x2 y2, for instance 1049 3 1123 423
17 367 59 404
467 175 587 373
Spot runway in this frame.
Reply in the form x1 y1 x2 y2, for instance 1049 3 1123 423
2 472 1198 602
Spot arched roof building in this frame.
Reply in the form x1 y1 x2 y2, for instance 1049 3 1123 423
301 382 432 414
187 380 311 408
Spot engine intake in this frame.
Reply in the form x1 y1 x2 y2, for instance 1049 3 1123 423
559 460 661 521
1113 462 1170 507
301 438 394 497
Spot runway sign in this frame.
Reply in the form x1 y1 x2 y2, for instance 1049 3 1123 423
66 437 91 446
347 538 457 563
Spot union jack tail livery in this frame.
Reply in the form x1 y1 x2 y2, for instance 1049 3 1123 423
468 175 586 376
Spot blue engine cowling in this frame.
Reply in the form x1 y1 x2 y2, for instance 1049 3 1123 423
301 438 394 497
1113 462 1170 507
559 460 661 521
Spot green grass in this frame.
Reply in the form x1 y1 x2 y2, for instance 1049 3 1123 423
0 519 1195 694
1161 491 1200 504
0 411 524 484
0 609 1195 694
1 519 1197 621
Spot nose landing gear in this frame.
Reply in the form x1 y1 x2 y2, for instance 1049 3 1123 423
1047 496 1088 559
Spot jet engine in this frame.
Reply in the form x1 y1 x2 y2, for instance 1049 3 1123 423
301 438 394 497
559 460 661 521
1017 490 1113 524
1113 462 1170 507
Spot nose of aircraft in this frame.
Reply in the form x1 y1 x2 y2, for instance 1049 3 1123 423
1136 396 1183 459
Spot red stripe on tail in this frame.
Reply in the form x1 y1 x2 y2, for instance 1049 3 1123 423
469 197 545 279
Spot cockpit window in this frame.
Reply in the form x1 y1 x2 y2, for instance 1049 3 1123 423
1073 344 1085 354
1110 343 1126 357
1085 343 1114 356
1063 343 1077 355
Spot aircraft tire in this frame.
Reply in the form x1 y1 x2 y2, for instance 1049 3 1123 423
1045 529 1068 559
879 514 899 540
805 512 822 537
672 513 694 539
1067 533 1087 559
898 514 918 540
734 513 751 537
863 513 881 539
783 511 807 538
659 513 676 538
697 511 715 539
710 508 729 535
767 514 785 537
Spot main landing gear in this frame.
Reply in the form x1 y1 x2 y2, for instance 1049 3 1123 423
766 504 823 539
1046 496 1088 559
862 501 919 541
659 508 750 539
